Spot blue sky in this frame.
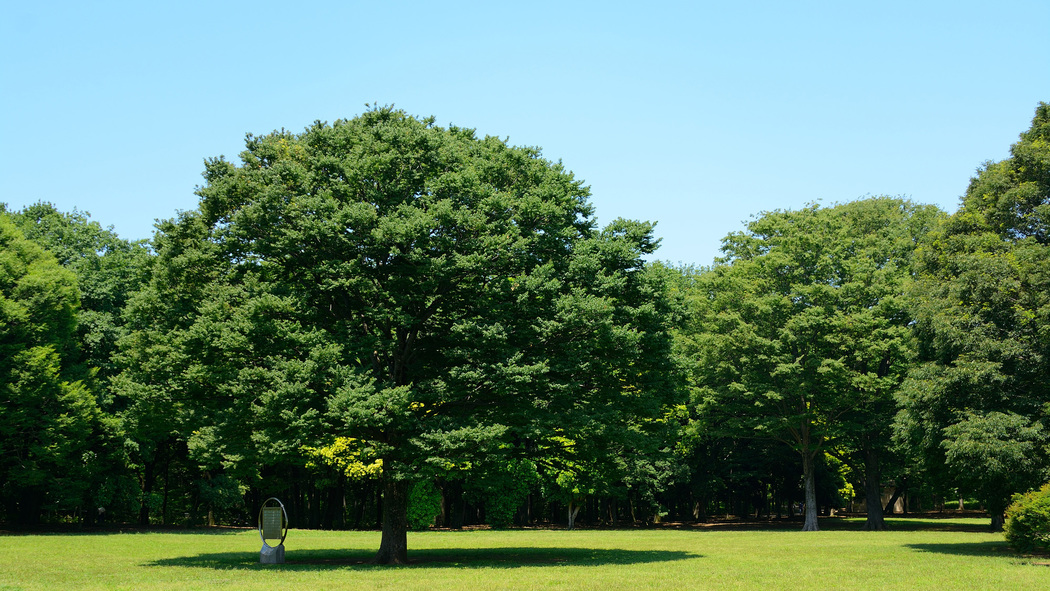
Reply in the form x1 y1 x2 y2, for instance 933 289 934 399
2 1 1048 266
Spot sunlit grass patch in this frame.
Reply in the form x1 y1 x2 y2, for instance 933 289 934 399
0 518 1046 590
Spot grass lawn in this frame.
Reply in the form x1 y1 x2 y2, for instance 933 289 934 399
1 517 1047 590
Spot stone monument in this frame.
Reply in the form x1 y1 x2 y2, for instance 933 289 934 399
259 497 288 564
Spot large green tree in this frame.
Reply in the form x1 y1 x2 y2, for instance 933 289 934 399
4 203 158 523
683 197 941 531
0 213 99 523
125 107 676 562
895 103 1050 529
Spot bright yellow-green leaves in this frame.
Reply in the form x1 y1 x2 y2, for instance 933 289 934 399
302 437 383 481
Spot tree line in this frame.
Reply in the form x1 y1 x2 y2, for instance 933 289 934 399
1 103 1047 562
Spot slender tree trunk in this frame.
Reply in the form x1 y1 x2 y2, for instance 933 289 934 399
352 483 366 529
802 451 819 531
161 459 170 526
309 487 321 529
567 501 581 530
883 478 905 514
774 484 782 519
375 477 409 564
375 483 383 528
325 482 343 529
139 460 154 526
438 479 449 527
862 444 886 531
441 479 464 529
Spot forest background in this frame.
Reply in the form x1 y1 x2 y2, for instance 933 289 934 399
2 101 1048 563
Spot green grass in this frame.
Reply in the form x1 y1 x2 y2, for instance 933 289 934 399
1 518 1047 590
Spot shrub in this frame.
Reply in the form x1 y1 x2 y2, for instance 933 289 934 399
485 460 538 528
407 480 442 531
1004 483 1050 553
465 459 538 528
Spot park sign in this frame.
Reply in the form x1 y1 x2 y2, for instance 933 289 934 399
259 497 289 564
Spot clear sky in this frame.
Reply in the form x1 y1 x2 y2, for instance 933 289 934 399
2 0 1048 267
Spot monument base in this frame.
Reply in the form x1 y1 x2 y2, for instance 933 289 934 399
260 542 285 564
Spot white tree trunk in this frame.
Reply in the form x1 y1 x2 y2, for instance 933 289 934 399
568 502 581 530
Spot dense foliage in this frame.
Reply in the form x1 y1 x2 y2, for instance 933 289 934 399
894 102 1050 529
0 214 99 523
679 198 942 531
113 107 679 562
2 102 1049 555
1004 483 1050 553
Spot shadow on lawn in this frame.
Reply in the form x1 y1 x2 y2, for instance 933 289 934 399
147 546 700 570
0 526 248 537
905 541 1013 558
875 519 993 533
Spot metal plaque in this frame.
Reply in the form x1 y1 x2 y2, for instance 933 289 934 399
262 506 284 540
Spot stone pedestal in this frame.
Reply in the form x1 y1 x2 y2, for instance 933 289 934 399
260 542 285 564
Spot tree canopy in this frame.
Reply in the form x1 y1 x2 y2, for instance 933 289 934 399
4 102 1050 546
895 102 1050 529
681 197 942 530
0 213 99 523
118 107 677 562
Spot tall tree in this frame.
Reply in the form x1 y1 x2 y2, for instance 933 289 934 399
0 213 99 523
683 198 941 531
6 203 158 523
895 102 1050 529
127 107 676 562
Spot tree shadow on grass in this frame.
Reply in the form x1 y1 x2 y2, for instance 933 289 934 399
904 541 1014 558
146 546 700 570
0 526 248 537
879 519 993 533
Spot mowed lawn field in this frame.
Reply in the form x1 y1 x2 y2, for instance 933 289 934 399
1 518 1047 590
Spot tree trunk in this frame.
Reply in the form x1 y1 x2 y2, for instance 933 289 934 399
374 477 409 565
351 483 366 529
802 451 819 531
862 445 886 531
441 479 465 529
375 483 383 528
988 499 1007 532
161 459 170 526
309 487 322 529
325 481 344 529
139 460 154 526
567 501 581 530
883 479 905 514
